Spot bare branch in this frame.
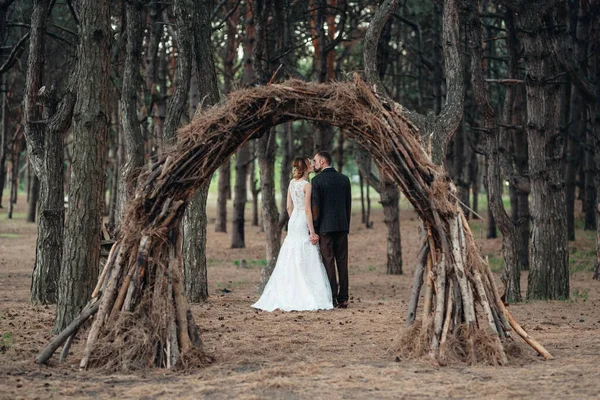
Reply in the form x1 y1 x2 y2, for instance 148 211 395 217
0 32 29 74
363 0 399 96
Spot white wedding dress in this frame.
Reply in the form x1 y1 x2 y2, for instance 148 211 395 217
252 179 333 312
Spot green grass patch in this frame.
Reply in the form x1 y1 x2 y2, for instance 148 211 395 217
569 287 589 302
486 254 504 273
0 332 13 351
0 233 20 238
0 212 26 220
569 247 595 275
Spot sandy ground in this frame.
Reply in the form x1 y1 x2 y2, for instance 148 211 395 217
1 193 600 399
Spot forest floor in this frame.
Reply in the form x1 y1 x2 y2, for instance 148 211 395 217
1 193 600 399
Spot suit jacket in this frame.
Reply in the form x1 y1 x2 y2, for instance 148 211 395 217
311 167 351 233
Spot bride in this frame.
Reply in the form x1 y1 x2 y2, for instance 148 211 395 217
252 157 333 312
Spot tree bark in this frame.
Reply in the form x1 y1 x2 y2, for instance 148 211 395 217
24 0 76 306
0 73 7 208
468 1 522 302
249 143 260 227
56 0 110 331
278 123 292 230
26 172 39 222
381 174 402 274
584 129 596 230
117 0 145 226
214 0 238 234
163 0 194 144
516 2 569 300
231 144 250 248
355 147 402 273
180 0 221 303
215 160 230 232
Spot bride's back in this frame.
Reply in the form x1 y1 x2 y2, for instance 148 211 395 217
290 179 308 210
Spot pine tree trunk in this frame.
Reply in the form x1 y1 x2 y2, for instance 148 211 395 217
584 130 596 230
180 0 220 303
215 161 230 232
518 5 569 300
249 145 260 227
381 176 402 274
7 137 21 219
56 0 110 331
0 73 7 209
231 144 250 248
257 129 281 292
24 0 75 306
26 173 39 222
278 123 292 230
163 0 193 144
117 0 145 225
183 181 210 303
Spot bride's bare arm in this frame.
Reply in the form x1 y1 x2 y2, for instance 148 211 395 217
304 183 317 236
286 183 293 217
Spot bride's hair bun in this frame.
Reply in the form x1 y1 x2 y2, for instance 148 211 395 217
292 157 308 179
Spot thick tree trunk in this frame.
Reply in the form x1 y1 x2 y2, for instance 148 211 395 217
257 130 281 291
215 0 238 234
56 0 110 331
183 181 210 303
163 0 193 144
181 0 220 303
117 0 145 226
518 4 569 300
24 0 75 306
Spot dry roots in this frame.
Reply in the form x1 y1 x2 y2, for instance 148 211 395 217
38 75 551 369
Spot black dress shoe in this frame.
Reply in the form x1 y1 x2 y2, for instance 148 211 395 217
336 301 348 309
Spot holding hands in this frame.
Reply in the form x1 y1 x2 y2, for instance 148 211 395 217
309 232 319 245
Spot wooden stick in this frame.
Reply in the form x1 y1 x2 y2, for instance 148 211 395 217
421 244 434 330
91 242 120 299
111 262 137 316
170 233 193 354
59 331 77 362
483 260 512 331
502 306 553 360
406 240 429 326
36 299 99 364
450 216 476 324
430 254 447 356
79 243 127 370
440 283 454 347
186 308 202 347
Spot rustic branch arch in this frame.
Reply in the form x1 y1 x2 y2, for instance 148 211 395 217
38 76 551 370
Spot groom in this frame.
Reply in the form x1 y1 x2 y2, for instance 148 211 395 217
310 151 352 308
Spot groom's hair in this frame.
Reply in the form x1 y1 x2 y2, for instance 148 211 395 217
316 151 332 166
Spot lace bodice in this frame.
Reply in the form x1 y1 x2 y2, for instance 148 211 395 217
289 179 309 210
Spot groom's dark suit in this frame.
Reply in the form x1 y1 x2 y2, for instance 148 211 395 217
311 167 351 305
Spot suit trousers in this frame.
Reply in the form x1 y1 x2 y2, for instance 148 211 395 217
319 231 349 304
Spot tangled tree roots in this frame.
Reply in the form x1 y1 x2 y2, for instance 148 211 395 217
38 75 551 369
